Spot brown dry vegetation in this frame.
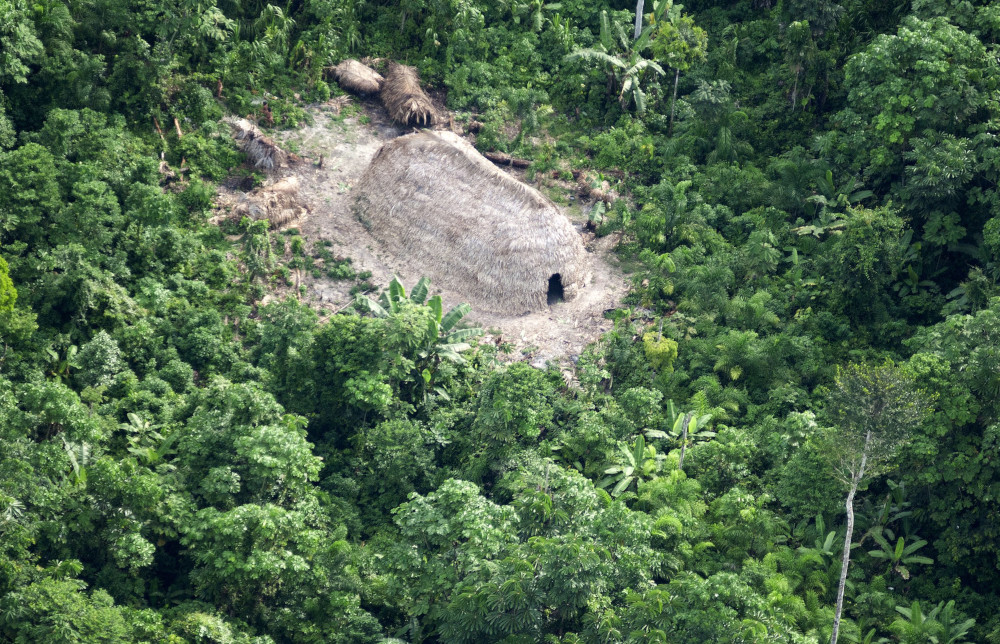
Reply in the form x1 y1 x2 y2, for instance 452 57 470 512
224 176 309 229
224 116 294 171
380 62 436 126
353 131 588 313
328 59 384 95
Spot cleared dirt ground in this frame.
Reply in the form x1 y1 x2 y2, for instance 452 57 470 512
220 96 630 367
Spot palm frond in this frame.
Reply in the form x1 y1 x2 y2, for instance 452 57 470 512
564 49 627 69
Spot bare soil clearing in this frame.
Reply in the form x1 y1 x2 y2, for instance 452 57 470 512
220 96 630 366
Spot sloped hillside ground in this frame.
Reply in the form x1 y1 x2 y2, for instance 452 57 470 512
220 95 629 366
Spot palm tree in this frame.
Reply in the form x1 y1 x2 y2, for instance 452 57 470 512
866 534 933 581
357 276 482 364
357 276 482 401
684 80 753 163
647 0 708 134
564 11 665 115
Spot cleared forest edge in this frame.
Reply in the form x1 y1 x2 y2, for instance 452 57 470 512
216 96 629 366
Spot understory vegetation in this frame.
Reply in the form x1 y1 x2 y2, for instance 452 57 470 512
2 0 1000 642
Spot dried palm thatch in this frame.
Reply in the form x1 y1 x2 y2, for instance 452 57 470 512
232 176 307 229
576 171 617 204
354 131 588 313
223 116 289 171
329 59 384 95
380 63 435 127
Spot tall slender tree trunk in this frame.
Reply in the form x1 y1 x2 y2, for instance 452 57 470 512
790 69 800 111
830 430 871 644
634 0 645 40
669 68 680 137
677 412 693 470
830 480 857 644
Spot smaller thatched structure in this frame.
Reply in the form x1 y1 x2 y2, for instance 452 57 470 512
231 176 307 229
380 63 435 127
354 131 587 313
223 116 289 171
329 59 384 95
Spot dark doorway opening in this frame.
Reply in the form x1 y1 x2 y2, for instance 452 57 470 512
547 273 564 305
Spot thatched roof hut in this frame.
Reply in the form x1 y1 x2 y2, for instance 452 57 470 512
380 63 435 127
353 131 587 313
330 59 384 95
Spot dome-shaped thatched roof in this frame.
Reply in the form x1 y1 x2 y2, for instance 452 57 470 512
381 62 435 126
353 131 588 313
330 59 384 95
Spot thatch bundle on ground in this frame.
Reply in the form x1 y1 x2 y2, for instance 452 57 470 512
224 116 289 171
576 171 617 204
353 131 587 312
329 59 384 95
380 63 435 127
231 176 307 229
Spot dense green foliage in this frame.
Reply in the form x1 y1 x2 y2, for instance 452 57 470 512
2 0 1000 641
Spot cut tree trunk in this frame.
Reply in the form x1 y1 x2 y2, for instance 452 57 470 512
790 68 800 111
677 412 693 470
483 151 532 168
669 68 681 136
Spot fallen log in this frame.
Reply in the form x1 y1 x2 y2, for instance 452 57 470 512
483 151 532 168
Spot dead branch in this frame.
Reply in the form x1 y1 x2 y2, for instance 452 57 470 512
483 151 532 168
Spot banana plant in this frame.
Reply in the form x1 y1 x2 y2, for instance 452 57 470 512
892 601 941 643
513 0 562 32
856 479 917 553
859 629 890 644
564 11 665 115
867 533 933 580
599 435 665 497
357 276 482 400
792 170 873 238
796 514 838 561
420 295 483 366
664 399 713 470
45 344 79 382
786 514 842 597
357 274 424 317
121 413 180 469
891 600 975 644
61 437 91 486
361 276 483 362
937 600 976 644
